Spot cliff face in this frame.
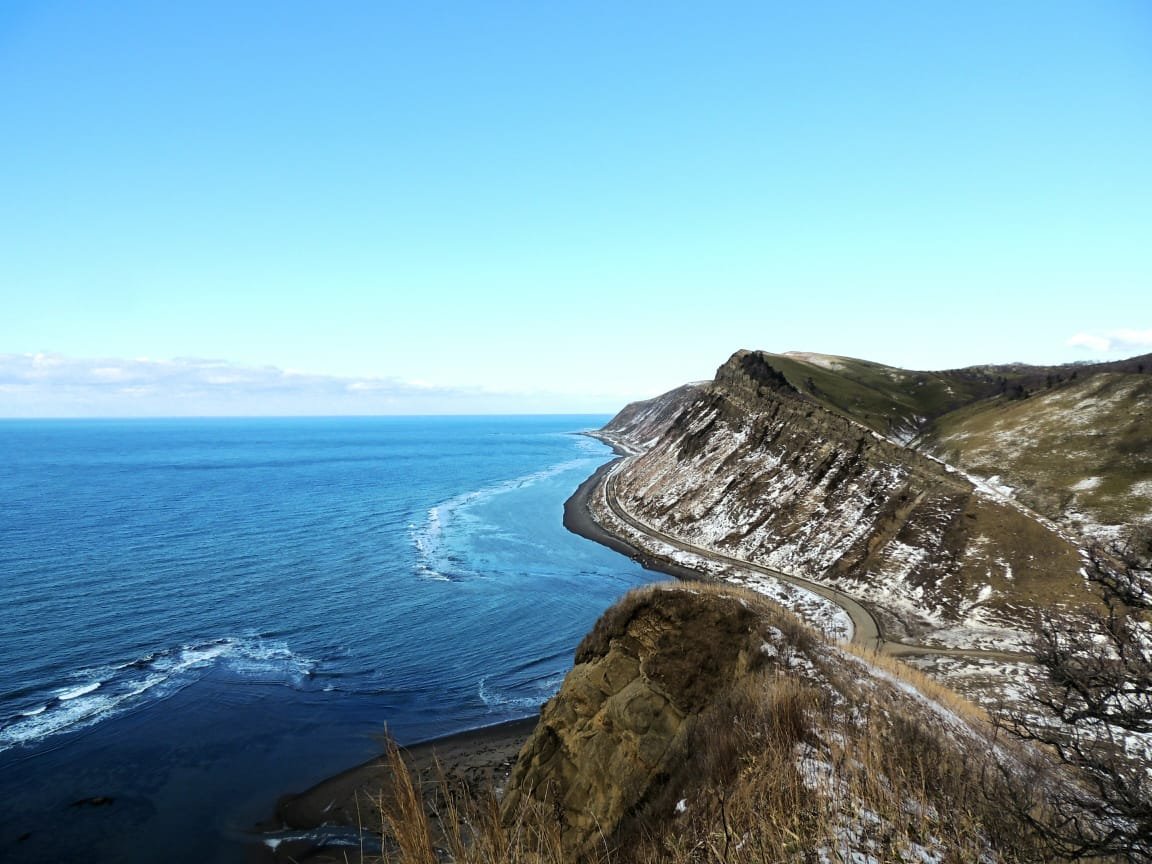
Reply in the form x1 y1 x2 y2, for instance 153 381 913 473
633 348 1152 538
503 585 1042 863
603 350 1086 649
601 382 707 452
502 586 777 858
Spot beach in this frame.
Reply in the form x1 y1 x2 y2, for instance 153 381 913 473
562 459 710 583
256 718 538 862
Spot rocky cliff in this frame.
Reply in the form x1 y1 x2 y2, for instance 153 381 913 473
502 585 777 857
644 348 1152 537
598 350 1091 651
503 584 1043 862
601 382 707 453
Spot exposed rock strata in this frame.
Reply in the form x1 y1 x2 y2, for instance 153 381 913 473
601 382 707 452
601 350 1086 649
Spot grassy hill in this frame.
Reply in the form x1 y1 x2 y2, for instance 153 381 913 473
755 350 1152 535
931 372 1152 533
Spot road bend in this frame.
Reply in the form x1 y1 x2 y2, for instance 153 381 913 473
602 462 1033 664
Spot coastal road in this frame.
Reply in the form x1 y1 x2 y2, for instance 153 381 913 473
599 459 1033 664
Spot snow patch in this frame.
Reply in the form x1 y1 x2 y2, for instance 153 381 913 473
784 351 844 370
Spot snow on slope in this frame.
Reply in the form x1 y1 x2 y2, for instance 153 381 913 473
601 368 1085 652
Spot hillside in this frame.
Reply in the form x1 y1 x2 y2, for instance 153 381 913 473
929 372 1152 535
597 349 1098 655
501 583 1049 863
686 349 1152 537
318 585 1059 864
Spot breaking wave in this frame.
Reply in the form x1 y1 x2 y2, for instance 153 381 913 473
0 637 316 752
477 669 568 711
410 455 596 581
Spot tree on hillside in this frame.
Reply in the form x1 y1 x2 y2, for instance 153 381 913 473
997 530 1152 862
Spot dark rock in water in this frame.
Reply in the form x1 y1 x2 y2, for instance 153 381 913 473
69 796 114 808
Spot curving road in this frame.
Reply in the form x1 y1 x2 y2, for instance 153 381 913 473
600 459 1033 664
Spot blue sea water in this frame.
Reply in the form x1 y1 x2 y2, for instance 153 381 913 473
0 416 658 863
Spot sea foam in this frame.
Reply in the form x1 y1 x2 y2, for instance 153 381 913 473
410 456 595 581
0 637 316 752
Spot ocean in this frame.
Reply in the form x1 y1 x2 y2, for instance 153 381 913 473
0 416 658 863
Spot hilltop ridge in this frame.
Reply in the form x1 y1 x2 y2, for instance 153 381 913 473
598 350 1118 658
694 349 1152 534
609 348 1151 539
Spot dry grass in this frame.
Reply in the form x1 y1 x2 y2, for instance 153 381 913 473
616 664 1049 864
363 680 1048 859
361 673 1052 863
840 639 994 727
367 742 568 864
575 580 793 658
353 589 1107 863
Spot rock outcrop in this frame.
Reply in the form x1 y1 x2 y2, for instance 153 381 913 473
502 585 779 858
502 585 1046 863
601 382 707 452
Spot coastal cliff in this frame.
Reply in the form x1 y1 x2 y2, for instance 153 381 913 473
597 350 1090 650
502 585 775 857
268 350 1151 862
272 585 1048 863
500 583 1043 862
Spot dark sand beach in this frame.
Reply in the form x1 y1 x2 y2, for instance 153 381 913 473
562 459 712 583
255 717 538 862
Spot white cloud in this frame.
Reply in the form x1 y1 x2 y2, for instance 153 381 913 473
1066 328 1152 355
1111 328 1152 352
91 366 127 381
346 380 390 392
0 353 632 417
1067 333 1113 352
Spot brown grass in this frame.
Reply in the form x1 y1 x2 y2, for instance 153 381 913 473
574 580 792 661
840 639 994 727
362 671 1053 863
355 588 1093 863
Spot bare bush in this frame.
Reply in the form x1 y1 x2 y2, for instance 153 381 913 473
997 531 1152 862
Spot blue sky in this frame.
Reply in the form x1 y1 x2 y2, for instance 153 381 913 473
1 1 1149 415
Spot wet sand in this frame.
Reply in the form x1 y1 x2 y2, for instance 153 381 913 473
255 717 537 862
562 458 711 584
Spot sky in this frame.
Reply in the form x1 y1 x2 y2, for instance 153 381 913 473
1 1 1149 416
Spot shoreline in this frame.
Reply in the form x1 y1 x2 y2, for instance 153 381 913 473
258 441 695 861
562 456 712 584
256 717 538 862
257 424 1050 859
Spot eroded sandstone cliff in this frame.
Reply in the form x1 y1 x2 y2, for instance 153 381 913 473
503 584 1044 863
501 585 775 857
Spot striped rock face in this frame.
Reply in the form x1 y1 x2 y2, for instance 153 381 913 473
598 350 1089 654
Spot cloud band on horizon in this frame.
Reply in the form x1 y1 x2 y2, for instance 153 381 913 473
0 353 623 417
